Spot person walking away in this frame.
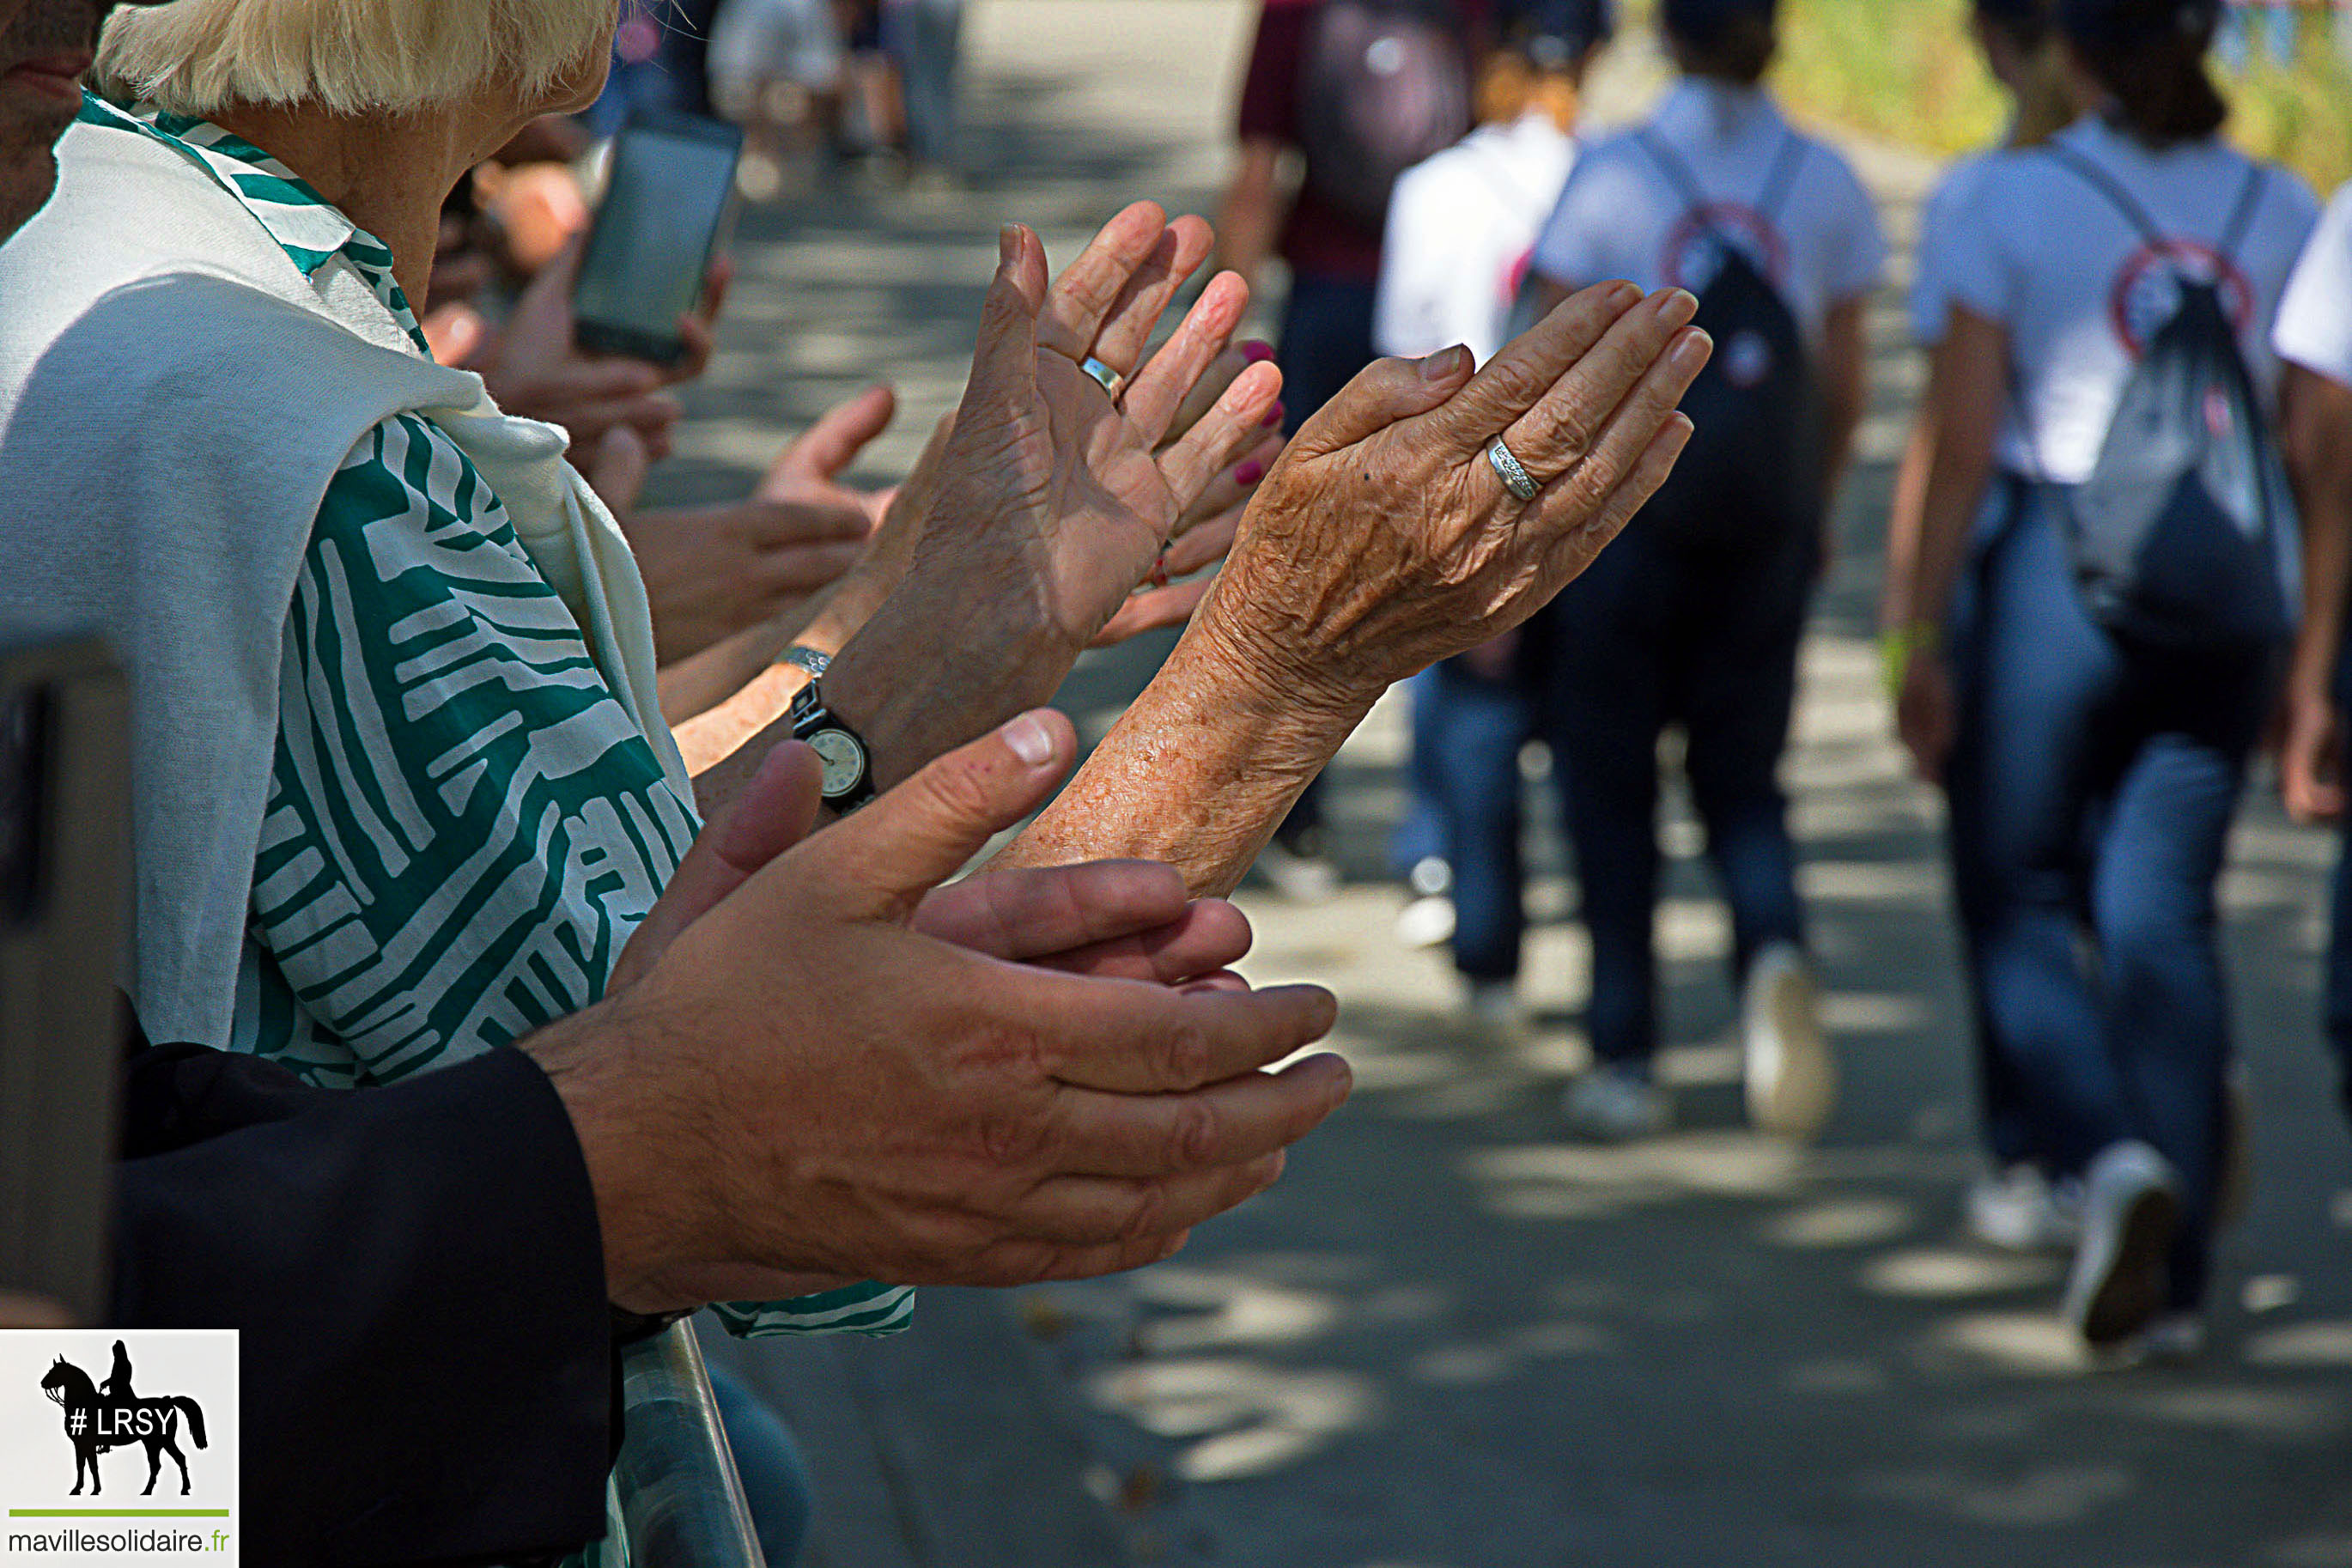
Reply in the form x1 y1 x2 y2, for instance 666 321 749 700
1220 0 1481 898
1881 0 2091 1254
2271 181 2352 1127
1371 0 1610 1018
1525 0 1881 1140
1888 0 2318 1357
709 0 852 197
883 0 965 183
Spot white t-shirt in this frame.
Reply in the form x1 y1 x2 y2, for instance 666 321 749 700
2274 179 2352 389
1911 148 2000 347
1938 116 2319 483
1529 78 1887 346
1375 111 1578 363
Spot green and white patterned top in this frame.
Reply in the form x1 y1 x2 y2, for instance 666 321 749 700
79 95 913 1346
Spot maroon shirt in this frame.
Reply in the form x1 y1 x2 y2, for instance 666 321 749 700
1236 0 1485 283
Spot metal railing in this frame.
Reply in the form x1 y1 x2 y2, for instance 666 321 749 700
614 1321 768 1567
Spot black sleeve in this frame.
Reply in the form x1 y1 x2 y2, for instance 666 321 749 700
109 1045 616 1568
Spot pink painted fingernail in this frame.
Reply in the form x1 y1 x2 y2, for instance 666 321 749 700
1236 459 1264 485
1000 711 1055 766
1240 339 1274 363
1261 402 1285 428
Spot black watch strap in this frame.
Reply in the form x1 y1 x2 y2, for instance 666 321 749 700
788 681 877 811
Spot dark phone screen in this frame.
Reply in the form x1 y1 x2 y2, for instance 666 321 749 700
576 127 739 338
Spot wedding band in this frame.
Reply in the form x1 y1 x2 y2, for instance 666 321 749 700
1080 356 1125 400
1486 437 1541 502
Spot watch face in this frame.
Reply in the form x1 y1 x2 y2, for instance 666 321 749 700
810 726 868 798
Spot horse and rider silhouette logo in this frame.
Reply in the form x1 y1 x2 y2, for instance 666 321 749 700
36 1340 209 1496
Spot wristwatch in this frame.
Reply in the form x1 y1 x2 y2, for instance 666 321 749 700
788 681 875 811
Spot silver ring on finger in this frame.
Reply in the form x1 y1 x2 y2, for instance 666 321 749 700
1486 436 1542 503
1080 355 1126 402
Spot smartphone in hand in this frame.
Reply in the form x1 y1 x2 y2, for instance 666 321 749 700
574 109 745 364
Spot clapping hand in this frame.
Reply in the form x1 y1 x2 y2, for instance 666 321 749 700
892 206 1279 683
571 708 1344 1312
1195 282 1709 701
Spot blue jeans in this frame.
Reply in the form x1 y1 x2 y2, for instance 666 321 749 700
1533 522 1814 1067
1393 668 1451 879
1272 271 1380 847
1426 657 1534 980
1946 483 2270 1312
883 0 963 167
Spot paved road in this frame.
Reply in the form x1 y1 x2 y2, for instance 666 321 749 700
679 7 2352 1564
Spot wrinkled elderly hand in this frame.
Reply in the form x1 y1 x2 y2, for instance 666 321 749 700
828 207 1279 746
1095 337 1286 647
541 708 1348 1312
985 283 1711 896
596 386 895 665
797 206 1280 794
1193 281 1707 705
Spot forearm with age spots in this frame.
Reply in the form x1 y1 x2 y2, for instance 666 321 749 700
994 617 1373 897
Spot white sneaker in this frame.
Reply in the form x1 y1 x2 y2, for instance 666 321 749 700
1965 1164 2083 1253
1395 895 1456 950
1256 830 1340 903
2063 1140 2179 1350
1742 941 1834 1141
2136 1312 2207 1366
1464 978 1523 1031
1563 1065 1671 1141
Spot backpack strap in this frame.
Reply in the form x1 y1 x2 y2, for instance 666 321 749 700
2042 139 2167 246
1756 129 1809 227
2217 160 2270 264
1635 126 1715 235
2050 137 2271 279
1637 124 1808 253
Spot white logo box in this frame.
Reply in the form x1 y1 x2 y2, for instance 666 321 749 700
0 1331 238 1567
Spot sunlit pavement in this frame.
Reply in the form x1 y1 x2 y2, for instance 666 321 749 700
680 6 2352 1564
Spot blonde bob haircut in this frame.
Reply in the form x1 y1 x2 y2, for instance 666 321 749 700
94 0 614 119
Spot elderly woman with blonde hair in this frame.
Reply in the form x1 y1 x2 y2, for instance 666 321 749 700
0 0 1707 1547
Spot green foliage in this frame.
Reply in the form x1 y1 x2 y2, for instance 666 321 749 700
1621 0 2352 191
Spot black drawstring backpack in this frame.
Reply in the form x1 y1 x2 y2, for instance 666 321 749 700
2032 144 2299 652
1630 128 1826 557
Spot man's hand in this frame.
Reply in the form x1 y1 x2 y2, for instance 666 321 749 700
541 708 1349 1312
